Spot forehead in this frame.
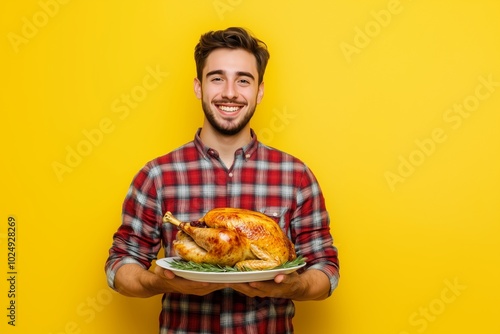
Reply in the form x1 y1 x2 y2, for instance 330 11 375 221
203 48 258 76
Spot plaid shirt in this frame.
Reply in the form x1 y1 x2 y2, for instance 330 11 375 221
105 129 339 334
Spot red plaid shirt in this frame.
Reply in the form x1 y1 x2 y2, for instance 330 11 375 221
106 129 339 333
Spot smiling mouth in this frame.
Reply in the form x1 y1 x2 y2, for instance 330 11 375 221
215 102 245 114
219 105 240 112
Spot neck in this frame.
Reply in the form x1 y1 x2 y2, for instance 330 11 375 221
200 123 252 167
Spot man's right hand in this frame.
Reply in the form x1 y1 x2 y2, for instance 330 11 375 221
153 265 227 296
113 263 226 298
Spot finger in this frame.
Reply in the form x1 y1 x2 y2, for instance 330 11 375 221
248 280 274 291
274 274 287 284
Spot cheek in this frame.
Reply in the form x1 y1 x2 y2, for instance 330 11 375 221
202 86 220 101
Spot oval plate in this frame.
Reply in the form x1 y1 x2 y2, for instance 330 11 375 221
156 257 306 283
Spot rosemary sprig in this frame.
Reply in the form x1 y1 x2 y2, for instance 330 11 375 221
169 259 239 272
168 256 306 272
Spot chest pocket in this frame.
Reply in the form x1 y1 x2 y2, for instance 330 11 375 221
257 207 290 237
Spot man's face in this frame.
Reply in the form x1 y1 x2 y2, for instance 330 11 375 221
194 48 264 136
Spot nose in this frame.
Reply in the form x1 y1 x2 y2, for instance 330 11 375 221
222 82 238 100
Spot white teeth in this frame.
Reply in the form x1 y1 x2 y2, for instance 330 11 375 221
219 106 240 112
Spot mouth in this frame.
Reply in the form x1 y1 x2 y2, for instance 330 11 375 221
214 101 246 116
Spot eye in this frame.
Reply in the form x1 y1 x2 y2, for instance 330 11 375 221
238 78 251 85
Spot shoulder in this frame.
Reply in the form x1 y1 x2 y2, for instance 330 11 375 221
147 141 197 167
132 141 197 180
256 142 323 187
256 142 307 166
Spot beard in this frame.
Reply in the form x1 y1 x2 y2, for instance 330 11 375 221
201 99 256 136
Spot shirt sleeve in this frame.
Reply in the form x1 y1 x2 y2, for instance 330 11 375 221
292 165 340 295
104 163 163 290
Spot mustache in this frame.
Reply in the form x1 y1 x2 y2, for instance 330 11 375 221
213 99 247 105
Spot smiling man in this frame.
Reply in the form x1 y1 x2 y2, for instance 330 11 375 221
105 27 340 333
195 47 264 167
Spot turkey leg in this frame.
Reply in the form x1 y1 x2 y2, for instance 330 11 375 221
163 211 248 266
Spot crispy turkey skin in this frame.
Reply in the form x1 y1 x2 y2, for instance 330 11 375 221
163 208 296 270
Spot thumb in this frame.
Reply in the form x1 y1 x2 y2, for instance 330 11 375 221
154 265 175 279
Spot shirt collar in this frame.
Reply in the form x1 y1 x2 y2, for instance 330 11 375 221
194 128 259 161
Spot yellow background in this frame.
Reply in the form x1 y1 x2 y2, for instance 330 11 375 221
1 1 499 333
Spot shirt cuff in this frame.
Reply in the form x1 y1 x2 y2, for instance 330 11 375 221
308 263 340 296
106 256 146 290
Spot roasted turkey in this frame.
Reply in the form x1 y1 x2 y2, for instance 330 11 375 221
163 208 296 270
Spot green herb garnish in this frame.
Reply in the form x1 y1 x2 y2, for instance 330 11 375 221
169 256 306 272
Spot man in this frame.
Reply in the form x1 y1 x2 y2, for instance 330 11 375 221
105 27 339 333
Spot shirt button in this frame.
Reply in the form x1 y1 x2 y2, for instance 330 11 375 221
273 212 278 217
228 172 233 177
245 154 251 159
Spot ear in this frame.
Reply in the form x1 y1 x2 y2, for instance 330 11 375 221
194 78 202 99
257 82 264 104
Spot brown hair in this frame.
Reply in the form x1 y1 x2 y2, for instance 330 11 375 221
194 27 270 84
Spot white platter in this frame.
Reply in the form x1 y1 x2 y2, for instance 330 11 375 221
156 257 306 283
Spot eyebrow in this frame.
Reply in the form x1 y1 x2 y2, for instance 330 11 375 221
206 70 255 80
